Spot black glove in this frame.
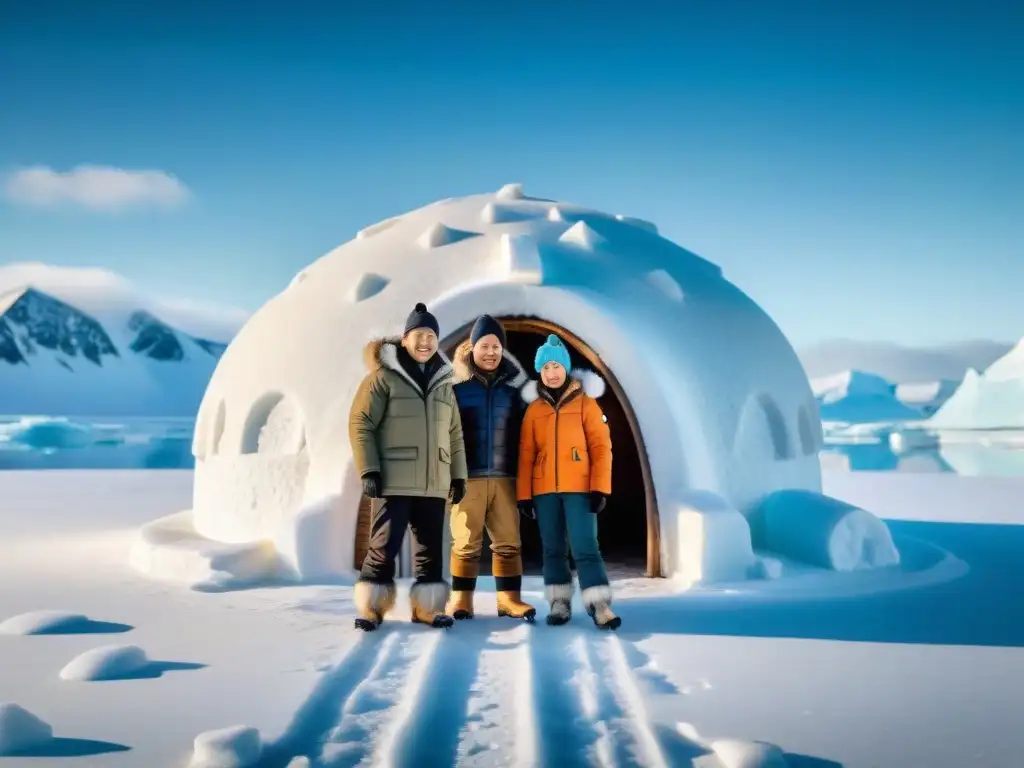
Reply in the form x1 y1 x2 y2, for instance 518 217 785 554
361 471 383 499
518 500 536 520
590 492 608 515
450 479 467 505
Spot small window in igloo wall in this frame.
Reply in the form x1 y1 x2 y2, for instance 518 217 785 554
797 403 821 456
757 394 793 460
240 391 306 455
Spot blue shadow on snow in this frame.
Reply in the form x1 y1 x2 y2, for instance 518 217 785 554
30 618 134 635
2 738 131 757
619 520 1024 648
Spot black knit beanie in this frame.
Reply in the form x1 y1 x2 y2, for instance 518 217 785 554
404 302 439 336
470 314 506 347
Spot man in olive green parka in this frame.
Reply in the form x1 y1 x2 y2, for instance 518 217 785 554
349 302 468 631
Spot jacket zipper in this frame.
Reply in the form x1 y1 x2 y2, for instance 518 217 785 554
553 401 560 493
485 381 493 475
422 380 431 492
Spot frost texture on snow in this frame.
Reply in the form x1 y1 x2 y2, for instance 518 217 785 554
190 725 262 768
558 220 606 250
130 510 281 589
672 490 757 586
0 703 53 756
178 187 822 581
752 490 900 571
59 644 149 681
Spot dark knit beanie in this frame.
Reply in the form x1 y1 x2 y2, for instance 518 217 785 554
404 302 439 336
470 314 506 347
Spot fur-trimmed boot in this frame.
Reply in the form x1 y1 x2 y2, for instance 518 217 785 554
410 581 455 629
582 585 621 631
353 580 397 632
545 583 574 626
446 590 475 620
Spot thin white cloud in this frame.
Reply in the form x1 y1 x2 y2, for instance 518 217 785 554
3 164 191 211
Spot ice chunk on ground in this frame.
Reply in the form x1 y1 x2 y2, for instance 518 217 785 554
673 490 757 587
349 272 390 303
495 182 525 200
1 417 92 450
59 644 149 681
1 610 86 635
497 233 543 284
558 220 606 250
130 510 281 590
190 725 262 768
707 739 789 768
415 222 478 249
0 703 53 756
752 490 900 571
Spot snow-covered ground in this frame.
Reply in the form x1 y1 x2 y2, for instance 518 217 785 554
1 470 1022 767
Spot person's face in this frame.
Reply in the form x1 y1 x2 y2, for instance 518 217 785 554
403 329 438 363
472 334 503 372
541 361 567 388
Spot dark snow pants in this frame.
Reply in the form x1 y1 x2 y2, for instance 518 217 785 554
534 492 609 591
359 495 446 584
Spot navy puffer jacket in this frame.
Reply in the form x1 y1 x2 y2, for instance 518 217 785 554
451 341 529 478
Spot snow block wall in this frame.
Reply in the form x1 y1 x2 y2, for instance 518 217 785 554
166 185 823 583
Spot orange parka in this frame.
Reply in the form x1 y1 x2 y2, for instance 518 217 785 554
517 375 612 500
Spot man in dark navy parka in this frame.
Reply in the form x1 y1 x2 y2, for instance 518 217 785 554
446 315 536 621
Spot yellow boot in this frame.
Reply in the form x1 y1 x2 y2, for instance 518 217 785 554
447 590 475 620
410 581 455 629
497 590 537 621
353 581 396 632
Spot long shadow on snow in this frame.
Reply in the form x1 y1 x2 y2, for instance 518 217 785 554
381 620 488 768
29 619 134 635
105 660 207 680
3 738 131 757
623 520 1024 648
256 627 394 767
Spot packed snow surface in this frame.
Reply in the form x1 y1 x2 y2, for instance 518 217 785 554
1 469 1023 766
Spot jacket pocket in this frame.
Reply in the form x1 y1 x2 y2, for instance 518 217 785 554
383 446 418 489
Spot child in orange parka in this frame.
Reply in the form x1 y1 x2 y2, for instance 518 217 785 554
516 334 620 630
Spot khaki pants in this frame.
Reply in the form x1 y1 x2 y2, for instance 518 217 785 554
450 477 522 578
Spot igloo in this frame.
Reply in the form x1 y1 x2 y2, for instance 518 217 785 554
131 183 899 589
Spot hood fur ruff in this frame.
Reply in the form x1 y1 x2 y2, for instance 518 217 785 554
451 339 529 388
363 337 453 393
521 368 606 404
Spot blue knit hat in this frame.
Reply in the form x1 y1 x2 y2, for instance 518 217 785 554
534 334 571 373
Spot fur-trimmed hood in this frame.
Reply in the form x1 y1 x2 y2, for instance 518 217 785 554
451 339 529 388
521 368 606 405
363 337 453 393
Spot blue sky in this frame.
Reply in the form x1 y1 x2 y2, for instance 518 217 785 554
1 0 1021 347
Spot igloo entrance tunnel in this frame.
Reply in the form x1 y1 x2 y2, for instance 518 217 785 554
131 183 905 592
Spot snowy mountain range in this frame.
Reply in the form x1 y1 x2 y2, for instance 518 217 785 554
0 263 247 417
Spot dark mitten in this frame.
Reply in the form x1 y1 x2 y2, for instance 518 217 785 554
361 471 383 499
518 500 536 520
450 479 467 505
590 492 608 515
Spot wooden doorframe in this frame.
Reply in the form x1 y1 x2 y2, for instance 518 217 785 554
443 316 663 578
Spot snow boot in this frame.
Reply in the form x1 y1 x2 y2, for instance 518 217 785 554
410 581 455 629
497 591 536 621
582 585 621 631
447 590 475 620
545 583 574 626
353 581 396 632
